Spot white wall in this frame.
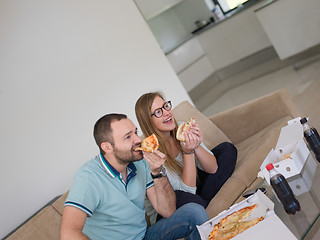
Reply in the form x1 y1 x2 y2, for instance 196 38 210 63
0 0 192 237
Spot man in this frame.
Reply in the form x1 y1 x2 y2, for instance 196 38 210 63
60 113 209 240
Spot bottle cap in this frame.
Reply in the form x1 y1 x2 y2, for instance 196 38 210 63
266 163 274 171
300 117 307 124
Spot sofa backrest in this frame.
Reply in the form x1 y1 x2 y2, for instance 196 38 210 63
173 101 231 149
209 89 301 144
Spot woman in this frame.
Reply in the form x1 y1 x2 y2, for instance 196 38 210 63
135 92 237 212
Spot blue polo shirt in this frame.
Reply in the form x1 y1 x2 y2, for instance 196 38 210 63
65 154 154 240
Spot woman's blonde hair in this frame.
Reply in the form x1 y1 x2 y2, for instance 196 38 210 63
135 92 183 176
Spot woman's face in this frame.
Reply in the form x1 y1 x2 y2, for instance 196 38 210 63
150 96 176 133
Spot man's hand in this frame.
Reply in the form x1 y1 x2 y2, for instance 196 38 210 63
143 150 166 175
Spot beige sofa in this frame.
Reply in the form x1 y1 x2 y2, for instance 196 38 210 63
5 89 301 239
173 88 301 218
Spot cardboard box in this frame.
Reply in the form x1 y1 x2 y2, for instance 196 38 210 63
197 191 297 240
260 118 310 184
286 153 317 196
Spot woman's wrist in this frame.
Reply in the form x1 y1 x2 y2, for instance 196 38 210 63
193 146 201 153
183 149 195 155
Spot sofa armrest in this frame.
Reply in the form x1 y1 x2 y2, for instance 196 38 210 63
209 89 302 145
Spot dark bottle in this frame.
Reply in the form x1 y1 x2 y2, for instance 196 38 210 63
300 117 320 162
266 163 301 215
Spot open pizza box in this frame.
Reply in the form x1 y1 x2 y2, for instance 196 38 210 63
197 190 297 240
260 117 310 184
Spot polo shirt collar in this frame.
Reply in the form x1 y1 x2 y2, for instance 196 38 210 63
99 153 137 179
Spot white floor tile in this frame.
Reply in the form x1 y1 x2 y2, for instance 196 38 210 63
202 56 320 117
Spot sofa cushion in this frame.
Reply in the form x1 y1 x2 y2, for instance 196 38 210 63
7 206 61 240
233 116 292 186
205 116 292 218
52 191 69 215
209 89 301 145
173 101 231 149
234 177 265 204
206 176 247 218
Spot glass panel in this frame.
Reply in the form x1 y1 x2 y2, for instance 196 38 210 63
216 0 249 13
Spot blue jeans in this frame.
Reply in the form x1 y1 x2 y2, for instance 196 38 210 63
144 203 209 240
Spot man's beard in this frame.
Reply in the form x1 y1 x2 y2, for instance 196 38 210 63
114 144 143 165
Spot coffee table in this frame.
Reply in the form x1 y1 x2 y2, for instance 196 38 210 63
259 153 320 239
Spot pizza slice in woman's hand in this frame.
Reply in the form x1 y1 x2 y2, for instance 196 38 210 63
176 118 195 142
135 133 159 153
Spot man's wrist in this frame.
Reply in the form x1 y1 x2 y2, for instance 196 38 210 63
151 167 167 179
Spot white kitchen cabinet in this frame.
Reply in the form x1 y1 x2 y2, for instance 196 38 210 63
166 37 204 73
197 4 271 71
197 23 235 71
255 0 320 60
178 55 214 92
166 37 214 92
135 0 184 20
222 6 271 60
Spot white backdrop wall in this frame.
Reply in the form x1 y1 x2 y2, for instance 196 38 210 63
0 0 192 237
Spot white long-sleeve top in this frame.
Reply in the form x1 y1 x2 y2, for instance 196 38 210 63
164 141 214 194
145 141 214 225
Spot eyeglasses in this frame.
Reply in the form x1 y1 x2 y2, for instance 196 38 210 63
151 101 172 118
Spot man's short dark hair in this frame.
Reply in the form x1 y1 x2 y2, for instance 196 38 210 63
93 113 127 154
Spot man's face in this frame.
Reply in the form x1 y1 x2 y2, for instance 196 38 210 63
110 118 143 164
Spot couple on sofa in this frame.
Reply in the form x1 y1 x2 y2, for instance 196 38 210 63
60 92 237 240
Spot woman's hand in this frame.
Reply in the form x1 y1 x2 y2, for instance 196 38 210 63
143 150 166 175
180 123 203 153
190 123 203 143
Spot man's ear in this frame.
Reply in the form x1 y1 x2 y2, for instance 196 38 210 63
101 142 113 153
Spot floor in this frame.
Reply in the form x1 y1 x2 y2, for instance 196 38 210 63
200 54 320 120
195 53 320 239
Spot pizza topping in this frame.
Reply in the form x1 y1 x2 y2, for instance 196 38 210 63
209 204 264 240
135 134 159 153
176 118 196 142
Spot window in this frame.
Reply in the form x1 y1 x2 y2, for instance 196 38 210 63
214 0 250 14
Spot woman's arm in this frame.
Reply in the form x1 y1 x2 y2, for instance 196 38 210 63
181 152 197 187
194 145 218 173
182 123 218 174
178 127 202 187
